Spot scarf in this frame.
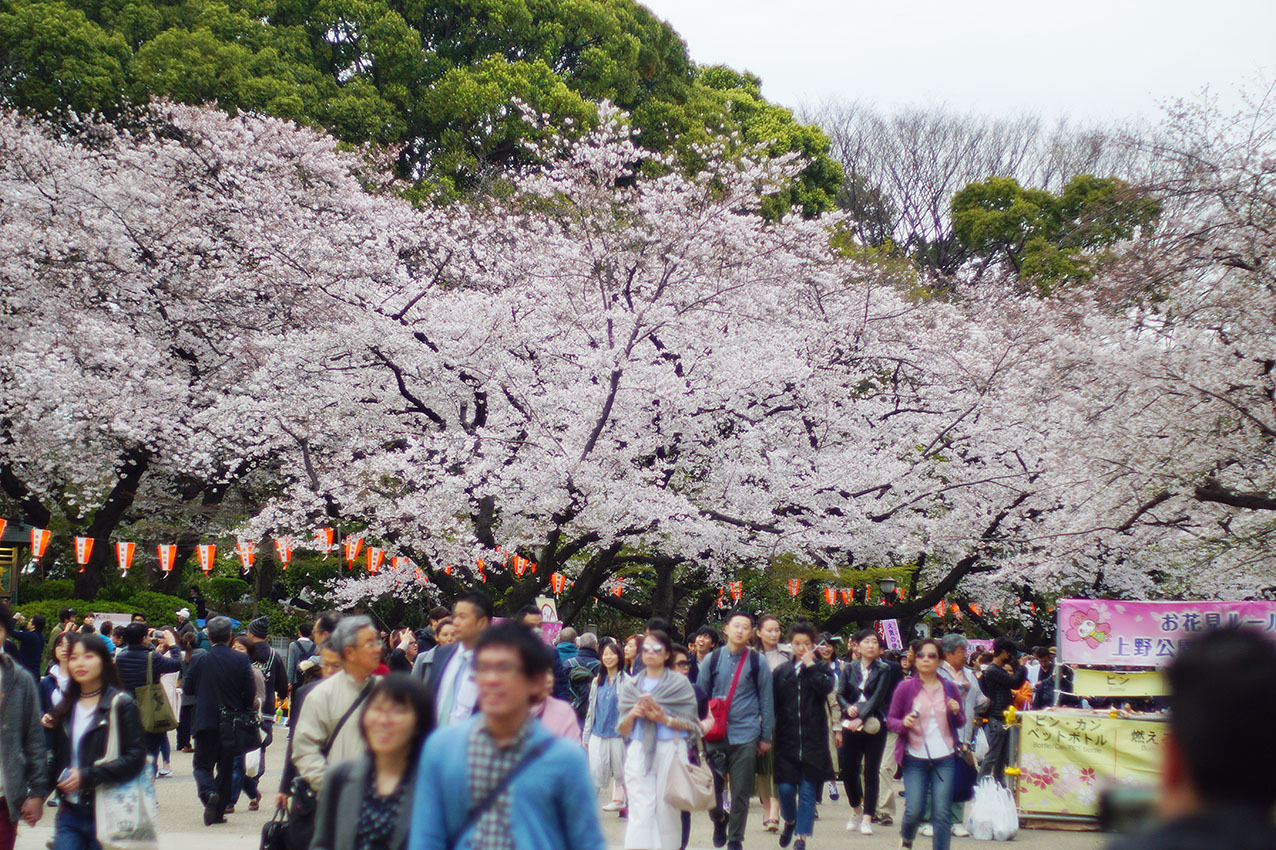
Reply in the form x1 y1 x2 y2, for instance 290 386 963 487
617 669 699 770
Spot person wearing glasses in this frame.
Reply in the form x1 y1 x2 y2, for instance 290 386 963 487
409 623 605 850
886 637 966 850
292 617 384 798
617 630 701 850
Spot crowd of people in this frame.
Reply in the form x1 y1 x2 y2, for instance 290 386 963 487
1 593 1275 850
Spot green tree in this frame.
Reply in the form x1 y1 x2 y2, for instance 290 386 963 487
951 174 1160 294
0 0 840 211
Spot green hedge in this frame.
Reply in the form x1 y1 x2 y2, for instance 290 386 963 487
20 579 75 602
15 591 192 635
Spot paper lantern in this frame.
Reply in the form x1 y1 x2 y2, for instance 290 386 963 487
30 528 51 560
236 541 256 571
550 572 567 594
513 555 527 577
343 537 364 569
934 601 946 618
314 528 335 559
0 518 6 541
157 544 177 573
824 587 836 606
787 578 801 597
116 541 135 575
841 589 852 605
274 537 294 569
367 547 385 573
729 581 743 603
612 579 623 597
74 536 94 571
197 544 217 575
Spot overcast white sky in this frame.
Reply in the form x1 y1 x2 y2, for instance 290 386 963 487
638 0 1276 126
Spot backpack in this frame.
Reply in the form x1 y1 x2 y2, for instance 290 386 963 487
565 658 596 720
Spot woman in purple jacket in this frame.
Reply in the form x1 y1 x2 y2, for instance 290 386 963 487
886 637 965 850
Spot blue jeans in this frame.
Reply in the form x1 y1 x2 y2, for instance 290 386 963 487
52 803 101 850
776 777 819 837
901 753 955 850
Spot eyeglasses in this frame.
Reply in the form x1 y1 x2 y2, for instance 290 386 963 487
916 652 939 659
641 643 665 654
673 661 690 669
475 661 524 677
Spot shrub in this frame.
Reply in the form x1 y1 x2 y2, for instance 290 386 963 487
205 577 251 610
20 579 74 602
126 591 193 628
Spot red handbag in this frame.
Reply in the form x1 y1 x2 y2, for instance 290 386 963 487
704 650 749 743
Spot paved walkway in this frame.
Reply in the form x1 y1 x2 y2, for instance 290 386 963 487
17 731 1110 850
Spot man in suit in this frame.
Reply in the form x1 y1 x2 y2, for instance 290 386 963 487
424 591 492 726
185 615 255 826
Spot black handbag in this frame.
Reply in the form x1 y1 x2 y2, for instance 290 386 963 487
260 806 288 850
220 706 263 755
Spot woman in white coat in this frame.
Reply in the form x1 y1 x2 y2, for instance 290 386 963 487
617 630 700 850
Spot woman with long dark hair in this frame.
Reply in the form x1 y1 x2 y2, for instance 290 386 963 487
838 628 894 835
753 614 790 832
583 638 627 813
39 631 75 750
311 674 434 850
46 634 147 850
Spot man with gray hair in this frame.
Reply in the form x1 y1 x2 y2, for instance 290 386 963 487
186 615 255 825
565 631 601 723
937 632 987 838
290 615 382 794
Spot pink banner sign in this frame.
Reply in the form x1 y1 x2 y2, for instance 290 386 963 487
1058 598 1276 667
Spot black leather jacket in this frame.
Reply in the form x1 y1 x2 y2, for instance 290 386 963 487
47 686 147 803
836 657 899 722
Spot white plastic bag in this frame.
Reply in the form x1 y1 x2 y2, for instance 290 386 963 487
244 747 262 778
973 726 990 762
965 777 998 841
989 780 1019 841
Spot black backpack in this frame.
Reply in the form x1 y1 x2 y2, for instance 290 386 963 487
565 659 596 720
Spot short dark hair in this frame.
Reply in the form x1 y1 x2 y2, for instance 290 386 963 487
58 607 76 622
514 605 541 623
455 590 494 622
645 617 672 635
298 622 313 638
1168 628 1276 809
314 610 341 636
428 606 450 622
992 637 1018 660
670 643 690 660
915 637 943 658
31 614 46 632
1034 646 1052 660
642 629 674 659
123 622 148 646
99 621 113 636
789 620 818 643
694 626 720 645
474 622 553 680
359 674 435 768
206 616 233 644
726 611 754 627
854 628 880 645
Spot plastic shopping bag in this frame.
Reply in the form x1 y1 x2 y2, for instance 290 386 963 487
965 777 998 841
973 726 990 762
245 747 263 778
990 780 1019 841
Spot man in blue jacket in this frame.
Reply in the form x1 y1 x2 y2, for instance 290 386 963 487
409 622 605 850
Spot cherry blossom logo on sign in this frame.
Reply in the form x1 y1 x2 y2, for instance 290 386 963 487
1064 606 1112 650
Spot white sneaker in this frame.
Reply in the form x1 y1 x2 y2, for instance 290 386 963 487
601 801 624 812
920 824 934 837
952 824 971 837
156 767 173 778
846 819 859 831
860 816 874 835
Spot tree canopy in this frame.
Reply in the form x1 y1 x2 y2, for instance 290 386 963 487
0 0 841 210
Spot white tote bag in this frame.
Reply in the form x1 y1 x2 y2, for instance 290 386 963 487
95 695 160 850
663 739 715 812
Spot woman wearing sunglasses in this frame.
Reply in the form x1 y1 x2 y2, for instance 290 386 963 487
617 630 700 850
885 637 966 850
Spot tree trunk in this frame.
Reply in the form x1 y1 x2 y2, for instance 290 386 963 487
73 446 152 599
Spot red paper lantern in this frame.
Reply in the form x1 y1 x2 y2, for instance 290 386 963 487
197 544 217 575
824 588 836 606
74 536 94 572
787 578 801 597
30 528 51 560
367 547 384 573
343 537 364 569
157 544 177 573
236 541 256 571
314 528 335 559
116 541 135 575
274 537 294 569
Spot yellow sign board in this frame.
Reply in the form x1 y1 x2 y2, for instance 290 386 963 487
1017 710 1164 817
1072 668 1167 698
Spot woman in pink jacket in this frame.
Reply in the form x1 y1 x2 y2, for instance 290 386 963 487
885 637 965 850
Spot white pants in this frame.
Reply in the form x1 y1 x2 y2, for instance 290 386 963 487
623 738 684 850
589 735 627 797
